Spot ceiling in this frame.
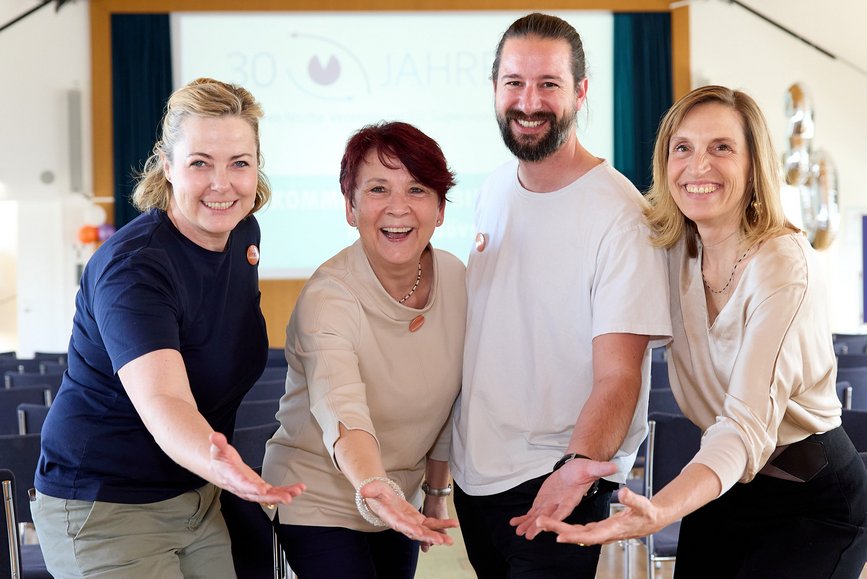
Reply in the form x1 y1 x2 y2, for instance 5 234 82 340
726 0 867 77
2 1 864 76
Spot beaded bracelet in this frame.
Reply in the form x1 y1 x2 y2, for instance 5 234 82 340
354 476 405 527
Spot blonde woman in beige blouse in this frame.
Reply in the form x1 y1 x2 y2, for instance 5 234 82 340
539 86 867 578
261 122 465 579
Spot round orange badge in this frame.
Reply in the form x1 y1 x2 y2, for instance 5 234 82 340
246 245 260 266
475 233 487 252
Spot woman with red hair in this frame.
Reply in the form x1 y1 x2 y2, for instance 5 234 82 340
262 121 465 578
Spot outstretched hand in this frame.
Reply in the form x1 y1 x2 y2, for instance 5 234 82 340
510 458 618 539
536 485 662 545
208 432 306 505
419 495 453 552
359 479 458 547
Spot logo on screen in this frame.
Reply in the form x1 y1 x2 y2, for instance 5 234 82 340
308 55 340 85
287 32 370 101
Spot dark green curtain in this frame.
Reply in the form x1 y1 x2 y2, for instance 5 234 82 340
111 14 173 229
613 13 672 194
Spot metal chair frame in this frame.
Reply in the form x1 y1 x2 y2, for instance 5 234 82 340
2 472 22 579
642 419 677 577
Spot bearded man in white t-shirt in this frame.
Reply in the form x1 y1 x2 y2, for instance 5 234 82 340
450 12 672 578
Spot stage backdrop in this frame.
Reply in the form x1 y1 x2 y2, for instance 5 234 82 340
171 11 615 277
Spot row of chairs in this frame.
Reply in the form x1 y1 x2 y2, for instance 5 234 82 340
1 351 67 576
0 351 68 377
835 365 867 410
0 370 62 438
653 359 867 411
0 433 50 578
0 388 52 435
227 358 291 578
1 355 66 442
0 352 66 363
833 333 867 355
4 370 64 391
266 347 288 368
0 372 283 445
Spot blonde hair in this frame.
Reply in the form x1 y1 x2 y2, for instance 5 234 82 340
132 78 271 213
645 85 794 257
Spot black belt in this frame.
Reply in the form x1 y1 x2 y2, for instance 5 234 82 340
760 427 848 482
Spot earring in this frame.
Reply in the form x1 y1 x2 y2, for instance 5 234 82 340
750 197 763 221
436 219 442 226
349 220 357 227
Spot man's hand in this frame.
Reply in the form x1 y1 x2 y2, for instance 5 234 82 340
509 458 617 539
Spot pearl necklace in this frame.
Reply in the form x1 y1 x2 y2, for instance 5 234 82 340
702 245 754 295
398 261 422 304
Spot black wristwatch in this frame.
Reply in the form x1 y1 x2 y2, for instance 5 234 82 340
552 453 600 498
552 452 591 472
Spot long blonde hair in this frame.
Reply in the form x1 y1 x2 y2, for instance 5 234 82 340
645 85 794 257
132 78 271 214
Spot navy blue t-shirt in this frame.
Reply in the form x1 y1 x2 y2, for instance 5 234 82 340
36 209 268 503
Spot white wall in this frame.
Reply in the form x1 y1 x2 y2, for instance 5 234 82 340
0 200 18 353
690 1 867 332
0 0 92 355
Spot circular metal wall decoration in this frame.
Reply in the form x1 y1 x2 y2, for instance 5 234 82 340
803 149 840 250
782 83 839 249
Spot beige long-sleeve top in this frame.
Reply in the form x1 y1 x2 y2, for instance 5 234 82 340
262 240 466 530
668 232 841 494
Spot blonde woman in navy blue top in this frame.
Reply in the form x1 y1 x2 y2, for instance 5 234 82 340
31 78 304 578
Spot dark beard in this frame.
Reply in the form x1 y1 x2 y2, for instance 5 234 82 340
497 109 576 162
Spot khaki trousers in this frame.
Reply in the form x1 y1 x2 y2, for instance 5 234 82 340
30 483 237 579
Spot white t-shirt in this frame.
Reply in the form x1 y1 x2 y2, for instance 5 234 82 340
451 159 672 495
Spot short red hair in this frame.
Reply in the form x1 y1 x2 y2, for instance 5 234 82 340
339 122 456 207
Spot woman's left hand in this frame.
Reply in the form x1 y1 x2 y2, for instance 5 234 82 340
359 480 458 546
536 485 662 545
208 432 306 505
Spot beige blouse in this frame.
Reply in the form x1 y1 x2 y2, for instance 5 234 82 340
668 232 841 494
262 240 466 530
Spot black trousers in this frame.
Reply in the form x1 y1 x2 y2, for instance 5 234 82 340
454 473 618 579
274 521 419 579
675 427 867 579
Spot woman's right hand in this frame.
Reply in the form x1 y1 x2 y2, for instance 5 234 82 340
536 485 660 545
359 479 458 545
209 432 306 505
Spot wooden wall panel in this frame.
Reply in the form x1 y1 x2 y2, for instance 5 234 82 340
260 279 307 348
671 4 691 99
